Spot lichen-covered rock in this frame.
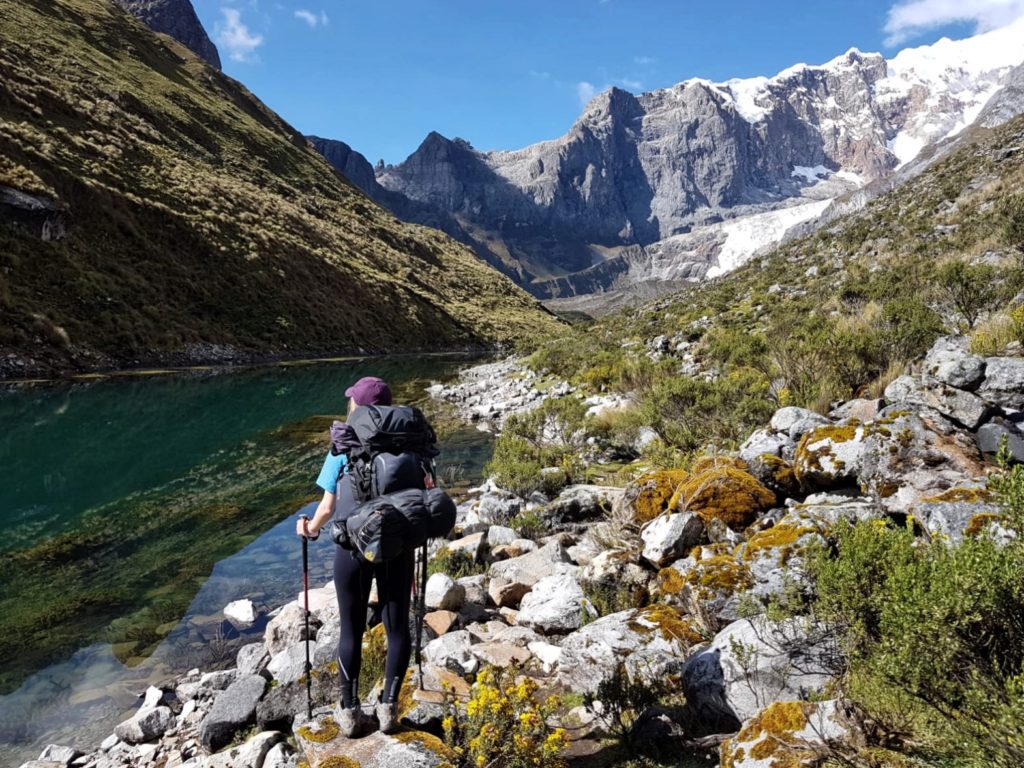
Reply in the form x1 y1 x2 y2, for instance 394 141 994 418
295 715 451 768
793 423 871 490
746 453 800 499
657 544 752 632
557 605 702 694
859 410 986 513
640 511 706 567
719 700 856 768
682 616 838 733
673 465 775 531
517 573 590 634
795 492 882 526
614 469 689 524
738 515 828 603
771 407 829 436
977 356 1024 408
884 374 990 429
739 429 790 465
912 485 1005 544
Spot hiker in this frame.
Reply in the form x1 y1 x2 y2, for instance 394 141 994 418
296 376 413 737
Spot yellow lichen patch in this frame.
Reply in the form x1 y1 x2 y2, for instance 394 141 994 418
297 717 340 744
920 486 993 504
316 757 360 768
656 566 686 596
396 669 416 719
691 455 749 475
393 729 456 758
965 512 1003 538
627 604 703 645
742 523 816 564
626 469 690 524
735 701 813 766
684 551 753 601
758 454 799 495
674 467 776 531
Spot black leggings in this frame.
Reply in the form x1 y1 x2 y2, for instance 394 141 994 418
333 545 414 706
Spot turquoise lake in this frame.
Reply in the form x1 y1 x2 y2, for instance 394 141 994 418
0 357 492 767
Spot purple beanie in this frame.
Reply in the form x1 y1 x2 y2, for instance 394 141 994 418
345 376 393 406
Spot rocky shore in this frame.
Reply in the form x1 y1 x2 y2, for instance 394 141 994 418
21 336 1024 768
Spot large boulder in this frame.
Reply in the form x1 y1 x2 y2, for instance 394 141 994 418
884 374 989 430
977 356 1024 409
200 674 268 751
557 605 702 694
237 642 271 678
113 706 173 744
793 423 871 490
977 420 1024 463
267 642 313 686
294 716 449 767
488 540 575 587
255 666 340 732
682 617 839 733
640 511 705 567
738 429 790 465
719 700 857 768
737 513 829 603
770 407 829 438
654 544 751 633
424 573 465 612
265 602 318 657
673 461 776 532
858 409 986 513
911 485 1005 545
614 470 689 524
517 573 590 634
542 485 624 530
922 336 986 390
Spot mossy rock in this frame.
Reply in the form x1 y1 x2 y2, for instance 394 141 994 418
746 453 801 500
672 467 775 531
619 469 689 524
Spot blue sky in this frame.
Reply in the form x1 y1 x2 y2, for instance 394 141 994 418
191 0 1024 165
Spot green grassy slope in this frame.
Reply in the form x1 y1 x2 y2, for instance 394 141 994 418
0 0 560 376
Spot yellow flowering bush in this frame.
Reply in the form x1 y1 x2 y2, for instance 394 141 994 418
441 666 569 768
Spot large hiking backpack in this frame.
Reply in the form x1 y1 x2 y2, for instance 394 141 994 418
329 404 455 561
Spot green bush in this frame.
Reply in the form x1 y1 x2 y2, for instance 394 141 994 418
428 546 486 579
935 261 1007 331
484 397 589 498
808 514 1024 767
638 369 774 451
583 663 677 756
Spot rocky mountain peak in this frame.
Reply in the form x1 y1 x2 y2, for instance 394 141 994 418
114 0 221 69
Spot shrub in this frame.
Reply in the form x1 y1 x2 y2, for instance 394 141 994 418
638 370 774 452
442 666 569 768
583 663 677 755
808 516 1024 766
935 260 1007 331
582 580 649 619
508 510 547 541
428 546 486 580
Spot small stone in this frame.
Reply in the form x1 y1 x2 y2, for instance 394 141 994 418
114 706 174 744
39 745 82 765
424 610 459 636
640 512 705 567
470 641 532 667
487 577 531 608
425 573 466 611
224 599 257 626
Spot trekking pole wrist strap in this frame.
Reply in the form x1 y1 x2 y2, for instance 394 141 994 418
301 516 320 540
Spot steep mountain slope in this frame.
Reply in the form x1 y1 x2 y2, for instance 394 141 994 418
0 0 559 378
114 0 221 69
373 21 1024 303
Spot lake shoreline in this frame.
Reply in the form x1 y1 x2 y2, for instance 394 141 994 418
0 346 501 388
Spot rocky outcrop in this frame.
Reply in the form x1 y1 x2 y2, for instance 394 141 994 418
115 0 220 69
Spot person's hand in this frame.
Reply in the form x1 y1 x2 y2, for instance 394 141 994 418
296 516 320 539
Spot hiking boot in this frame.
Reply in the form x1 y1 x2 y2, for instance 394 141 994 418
376 700 399 734
334 702 377 738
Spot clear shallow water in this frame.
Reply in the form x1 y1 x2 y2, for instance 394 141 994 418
0 358 492 767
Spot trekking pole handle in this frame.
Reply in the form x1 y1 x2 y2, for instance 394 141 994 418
300 514 319 541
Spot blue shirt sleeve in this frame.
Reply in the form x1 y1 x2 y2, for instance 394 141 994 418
316 452 348 494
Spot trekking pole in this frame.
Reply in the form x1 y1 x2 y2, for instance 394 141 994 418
301 515 313 721
416 541 427 690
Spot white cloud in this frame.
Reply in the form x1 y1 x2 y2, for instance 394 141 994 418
884 0 1024 45
615 77 643 91
321 10 330 26
216 8 263 62
634 55 656 65
577 81 598 105
530 69 552 79
295 9 319 27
